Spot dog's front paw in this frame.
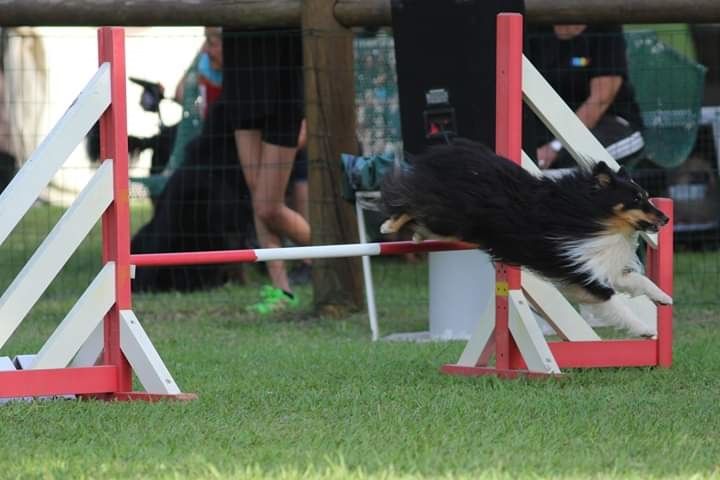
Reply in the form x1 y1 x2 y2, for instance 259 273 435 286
380 219 395 234
412 231 425 243
651 291 673 306
635 324 658 338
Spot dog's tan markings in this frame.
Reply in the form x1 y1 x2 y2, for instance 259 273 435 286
602 204 633 235
380 213 413 234
603 203 657 234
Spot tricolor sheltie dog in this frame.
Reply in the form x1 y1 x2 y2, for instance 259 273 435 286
380 139 672 337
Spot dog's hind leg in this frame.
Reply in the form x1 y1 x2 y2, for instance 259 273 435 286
380 213 413 234
582 295 657 337
614 271 673 305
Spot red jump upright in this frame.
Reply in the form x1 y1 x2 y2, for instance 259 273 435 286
0 27 194 402
441 13 673 378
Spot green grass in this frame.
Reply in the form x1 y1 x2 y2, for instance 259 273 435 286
0 204 719 479
1 272 720 479
674 249 720 305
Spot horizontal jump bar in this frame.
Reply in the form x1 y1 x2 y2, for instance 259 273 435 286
130 240 477 267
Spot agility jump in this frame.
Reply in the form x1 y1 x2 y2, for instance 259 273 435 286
439 14 672 377
0 16 673 401
0 28 193 401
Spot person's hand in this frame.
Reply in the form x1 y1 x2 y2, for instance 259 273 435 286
536 143 558 169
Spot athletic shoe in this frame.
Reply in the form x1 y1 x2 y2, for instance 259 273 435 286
246 285 299 315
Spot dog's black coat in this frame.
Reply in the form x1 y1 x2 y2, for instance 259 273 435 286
131 104 254 292
381 138 666 301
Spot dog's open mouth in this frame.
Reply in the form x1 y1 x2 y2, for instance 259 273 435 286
636 220 662 233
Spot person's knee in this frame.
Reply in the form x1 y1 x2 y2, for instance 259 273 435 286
255 201 284 226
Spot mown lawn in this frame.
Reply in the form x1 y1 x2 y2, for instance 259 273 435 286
0 204 719 479
1 266 719 479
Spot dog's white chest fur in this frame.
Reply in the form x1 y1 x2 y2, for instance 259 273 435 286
561 232 641 287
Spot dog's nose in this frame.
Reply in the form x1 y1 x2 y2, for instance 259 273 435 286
658 213 669 226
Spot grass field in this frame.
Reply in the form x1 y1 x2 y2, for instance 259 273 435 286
2 267 720 479
0 205 719 479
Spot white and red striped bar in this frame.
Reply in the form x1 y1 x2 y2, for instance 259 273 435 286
130 240 477 267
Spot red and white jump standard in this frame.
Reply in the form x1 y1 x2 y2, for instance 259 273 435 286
0 28 195 401
440 14 673 377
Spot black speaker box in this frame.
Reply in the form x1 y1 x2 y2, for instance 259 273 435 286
391 0 525 154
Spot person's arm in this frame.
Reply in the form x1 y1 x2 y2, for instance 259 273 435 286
575 75 623 130
538 25 627 168
538 75 623 168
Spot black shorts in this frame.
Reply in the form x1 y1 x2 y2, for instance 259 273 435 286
553 115 645 168
222 28 304 148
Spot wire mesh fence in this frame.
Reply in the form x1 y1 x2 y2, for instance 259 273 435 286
0 24 718 339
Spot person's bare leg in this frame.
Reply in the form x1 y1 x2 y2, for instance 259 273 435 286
254 143 311 246
234 128 311 294
235 129 290 292
253 210 291 292
290 179 312 272
254 143 311 292
234 130 263 191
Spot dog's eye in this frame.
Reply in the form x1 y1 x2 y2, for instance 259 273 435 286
633 193 643 204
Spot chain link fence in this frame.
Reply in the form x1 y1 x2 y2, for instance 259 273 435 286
0 25 717 330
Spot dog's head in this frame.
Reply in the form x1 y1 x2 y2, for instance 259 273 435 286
592 162 669 234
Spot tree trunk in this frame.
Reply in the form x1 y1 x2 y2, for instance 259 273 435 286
302 0 364 314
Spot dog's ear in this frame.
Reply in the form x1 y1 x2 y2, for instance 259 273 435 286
592 161 615 188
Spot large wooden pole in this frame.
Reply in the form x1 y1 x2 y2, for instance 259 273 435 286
0 0 301 27
524 0 720 24
302 0 364 313
335 0 720 26
1 0 719 26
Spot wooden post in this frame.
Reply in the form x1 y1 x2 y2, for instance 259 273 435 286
338 0 720 25
302 0 364 313
1 0 720 26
